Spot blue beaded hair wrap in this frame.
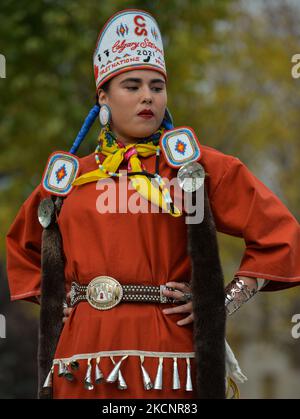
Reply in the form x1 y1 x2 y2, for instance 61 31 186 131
69 104 101 154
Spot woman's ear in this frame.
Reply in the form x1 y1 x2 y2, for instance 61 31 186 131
98 89 107 106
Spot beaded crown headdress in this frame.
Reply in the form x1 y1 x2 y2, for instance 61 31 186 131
93 9 167 93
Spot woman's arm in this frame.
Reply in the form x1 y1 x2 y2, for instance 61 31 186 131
209 156 300 292
161 276 267 325
6 184 47 303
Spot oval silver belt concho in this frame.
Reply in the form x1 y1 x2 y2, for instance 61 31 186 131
86 276 123 310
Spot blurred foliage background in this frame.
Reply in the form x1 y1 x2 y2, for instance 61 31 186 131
1 0 300 398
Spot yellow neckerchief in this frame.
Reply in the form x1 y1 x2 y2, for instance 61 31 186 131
72 127 181 217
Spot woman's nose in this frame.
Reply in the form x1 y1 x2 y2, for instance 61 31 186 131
143 97 152 104
141 86 153 104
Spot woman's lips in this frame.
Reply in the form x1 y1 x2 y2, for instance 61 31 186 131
137 114 154 119
137 109 154 119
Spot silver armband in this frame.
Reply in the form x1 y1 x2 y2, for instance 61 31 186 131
225 277 258 316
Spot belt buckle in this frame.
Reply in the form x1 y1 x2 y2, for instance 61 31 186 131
86 276 123 310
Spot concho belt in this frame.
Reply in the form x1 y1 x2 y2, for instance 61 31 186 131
70 276 192 311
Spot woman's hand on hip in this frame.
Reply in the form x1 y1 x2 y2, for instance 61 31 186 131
162 281 193 326
62 291 73 324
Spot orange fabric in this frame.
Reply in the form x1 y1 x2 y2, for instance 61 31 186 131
206 150 300 292
6 144 300 398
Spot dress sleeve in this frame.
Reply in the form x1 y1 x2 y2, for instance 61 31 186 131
209 156 300 292
6 184 48 303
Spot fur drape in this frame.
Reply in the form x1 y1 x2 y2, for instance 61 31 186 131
188 185 226 398
37 200 66 399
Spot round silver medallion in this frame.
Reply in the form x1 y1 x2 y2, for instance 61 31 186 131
38 198 55 228
177 161 205 192
86 276 123 310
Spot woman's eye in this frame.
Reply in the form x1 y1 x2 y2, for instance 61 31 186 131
125 86 163 92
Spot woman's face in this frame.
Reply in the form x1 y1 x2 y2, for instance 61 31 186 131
98 70 167 143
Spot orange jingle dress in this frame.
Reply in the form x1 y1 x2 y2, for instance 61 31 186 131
6 144 300 398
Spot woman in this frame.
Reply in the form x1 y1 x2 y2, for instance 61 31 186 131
6 9 300 399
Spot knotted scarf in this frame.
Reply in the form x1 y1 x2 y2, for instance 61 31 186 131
72 126 181 216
